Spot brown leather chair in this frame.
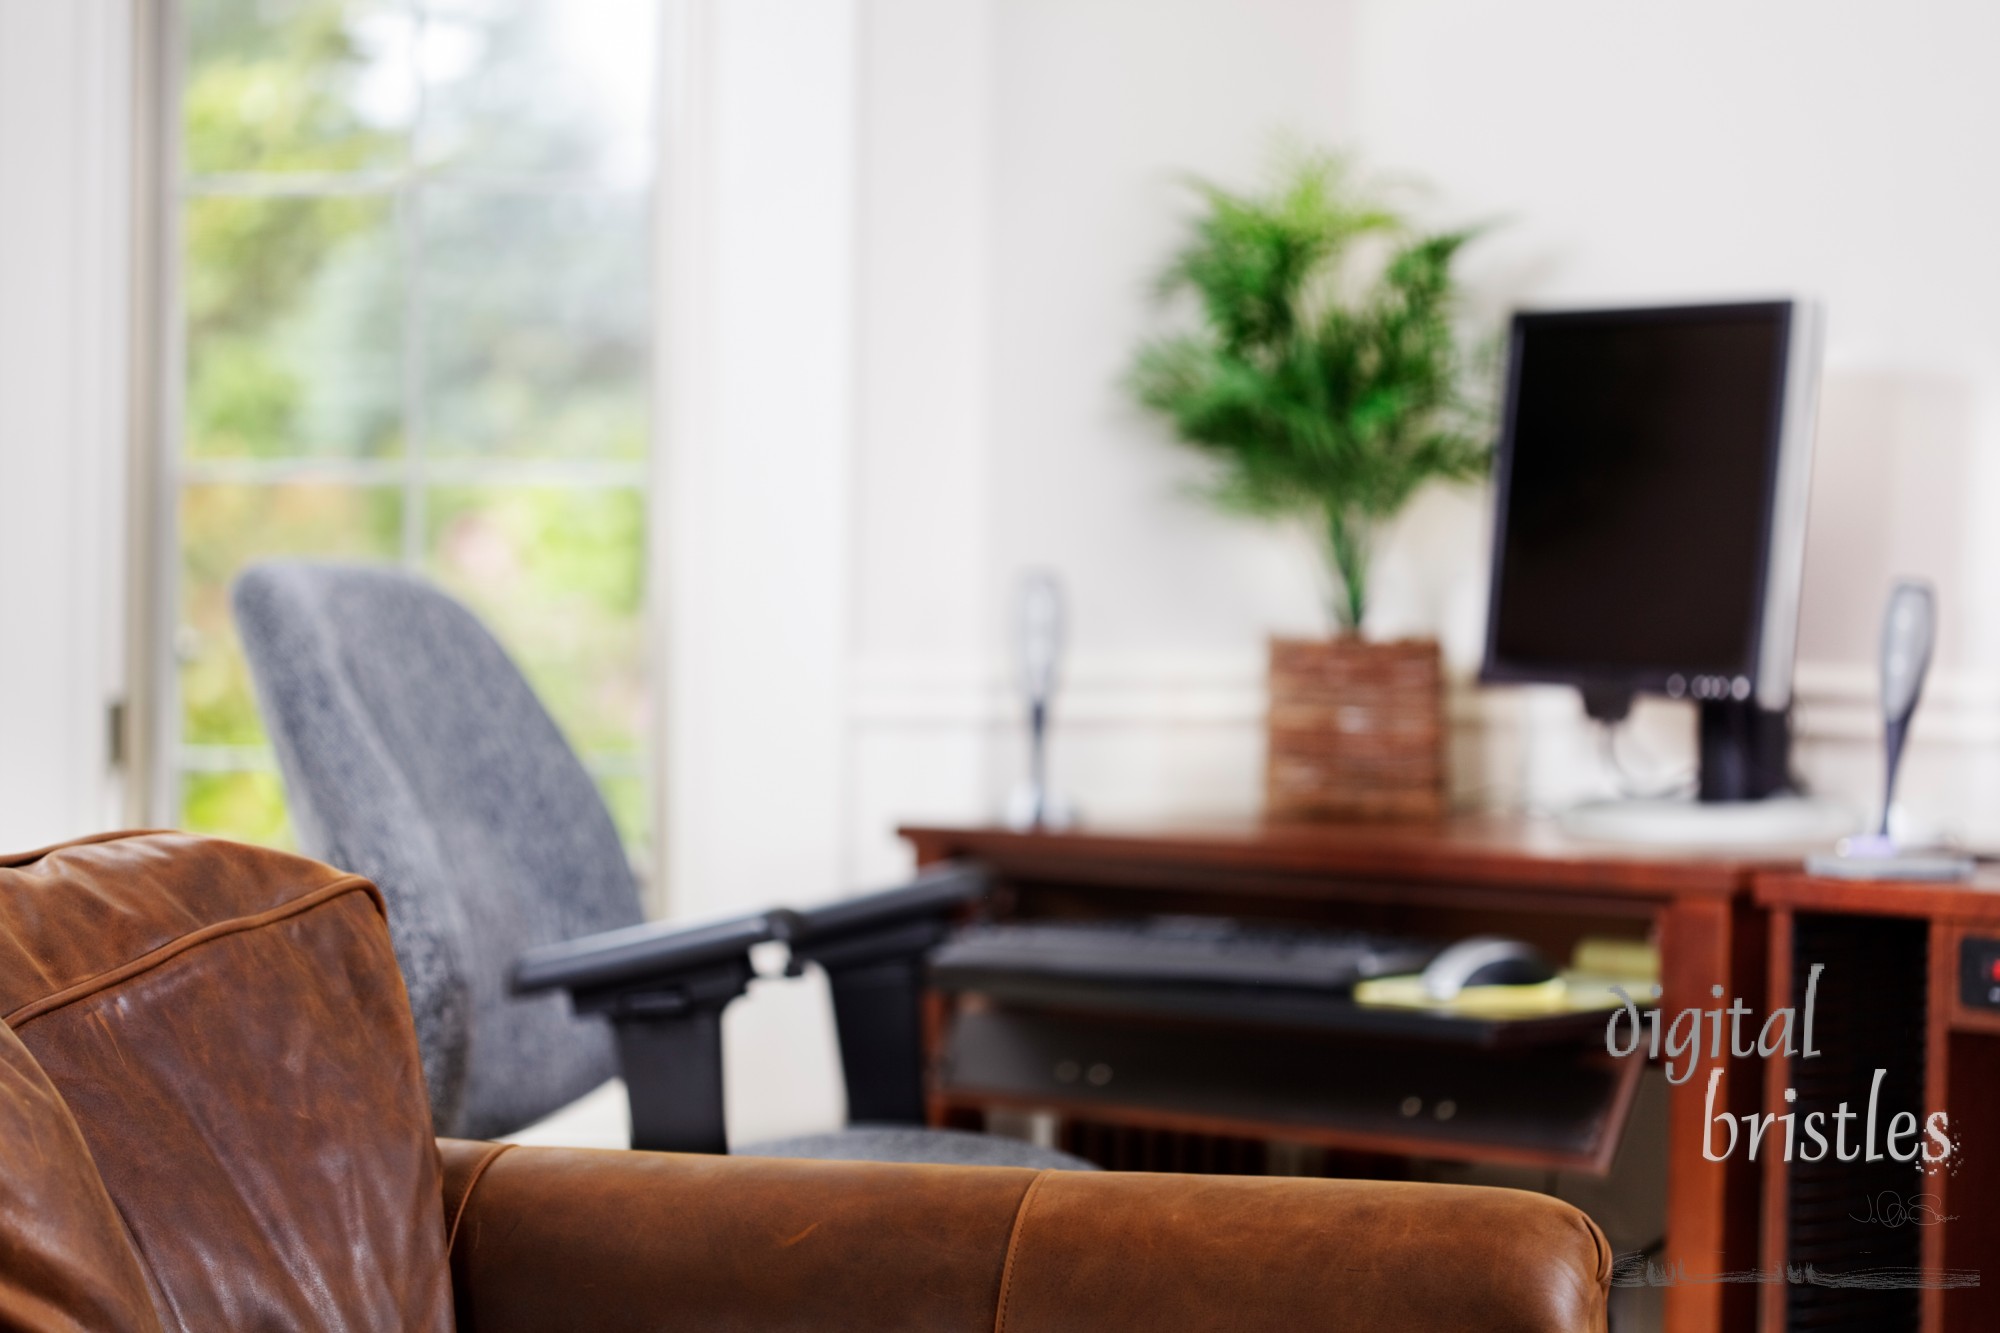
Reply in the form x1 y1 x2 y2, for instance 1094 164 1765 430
0 832 1611 1332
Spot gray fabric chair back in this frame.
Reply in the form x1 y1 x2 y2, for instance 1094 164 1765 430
232 561 644 1138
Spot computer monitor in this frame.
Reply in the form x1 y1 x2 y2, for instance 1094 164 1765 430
1480 300 1821 803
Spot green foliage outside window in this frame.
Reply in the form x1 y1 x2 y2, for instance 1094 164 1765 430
176 0 654 851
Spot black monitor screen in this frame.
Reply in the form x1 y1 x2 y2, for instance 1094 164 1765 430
1483 304 1791 690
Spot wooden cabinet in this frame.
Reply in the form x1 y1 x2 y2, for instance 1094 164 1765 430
1755 873 2000 1333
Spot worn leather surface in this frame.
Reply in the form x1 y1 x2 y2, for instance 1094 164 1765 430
440 1142 1611 1333
0 1019 163 1333
994 1170 1611 1333
0 832 453 1332
0 830 1609 1333
441 1142 1035 1332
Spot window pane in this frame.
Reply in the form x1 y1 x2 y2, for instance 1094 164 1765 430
181 771 296 848
594 773 651 864
185 195 403 459
180 483 404 748
419 190 649 459
170 1 658 855
424 485 648 756
418 0 658 186
184 0 414 176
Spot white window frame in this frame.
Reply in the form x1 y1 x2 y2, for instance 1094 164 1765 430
141 0 662 856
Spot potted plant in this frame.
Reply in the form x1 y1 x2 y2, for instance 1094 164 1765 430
1130 153 1492 821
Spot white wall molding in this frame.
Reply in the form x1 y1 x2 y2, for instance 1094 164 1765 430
843 651 1987 846
653 0 861 1145
1792 661 2000 747
848 652 1959 744
0 0 134 847
657 0 860 924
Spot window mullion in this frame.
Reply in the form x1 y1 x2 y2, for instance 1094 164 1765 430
400 184 425 570
400 2 427 573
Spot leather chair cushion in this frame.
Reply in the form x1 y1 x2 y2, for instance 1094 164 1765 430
0 833 454 1332
0 1019 162 1333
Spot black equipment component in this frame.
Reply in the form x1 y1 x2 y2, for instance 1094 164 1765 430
930 917 1440 993
1480 300 1821 805
511 861 990 1152
940 1008 1627 1165
1960 934 2000 1011
777 862 990 1125
513 911 783 1153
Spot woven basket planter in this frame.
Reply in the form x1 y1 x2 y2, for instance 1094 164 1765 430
1264 636 1445 822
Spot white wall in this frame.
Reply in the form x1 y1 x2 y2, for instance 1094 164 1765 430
848 0 1362 884
659 0 858 924
842 0 2000 869
1347 0 2000 840
676 0 2000 1139
676 0 1369 1142
657 0 860 1142
0 0 133 850
845 0 1001 884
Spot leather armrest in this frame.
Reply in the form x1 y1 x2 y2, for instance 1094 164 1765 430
438 1140 1610 1333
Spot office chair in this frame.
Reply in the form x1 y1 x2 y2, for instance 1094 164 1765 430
232 560 1090 1169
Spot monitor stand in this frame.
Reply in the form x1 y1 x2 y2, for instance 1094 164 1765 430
1559 699 1861 847
1558 795 1858 846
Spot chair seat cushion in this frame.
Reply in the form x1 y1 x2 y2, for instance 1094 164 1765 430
743 1125 1098 1170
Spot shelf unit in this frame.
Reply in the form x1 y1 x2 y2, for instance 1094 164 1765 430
1755 872 2000 1333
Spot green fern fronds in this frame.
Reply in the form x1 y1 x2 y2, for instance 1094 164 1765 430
1130 151 1494 634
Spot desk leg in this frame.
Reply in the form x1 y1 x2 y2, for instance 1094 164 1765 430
1659 897 1764 1333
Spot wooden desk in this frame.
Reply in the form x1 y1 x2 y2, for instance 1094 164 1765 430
1755 871 2000 1333
903 818 1783 1333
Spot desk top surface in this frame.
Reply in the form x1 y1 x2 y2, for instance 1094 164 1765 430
901 815 1818 900
1757 867 2000 920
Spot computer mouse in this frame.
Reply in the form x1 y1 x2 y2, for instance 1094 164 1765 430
1420 936 1557 1001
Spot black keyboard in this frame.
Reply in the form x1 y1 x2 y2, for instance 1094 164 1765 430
930 916 1440 993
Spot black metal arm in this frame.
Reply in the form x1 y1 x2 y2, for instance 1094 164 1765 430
778 862 990 1125
512 911 784 1154
509 862 990 1152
